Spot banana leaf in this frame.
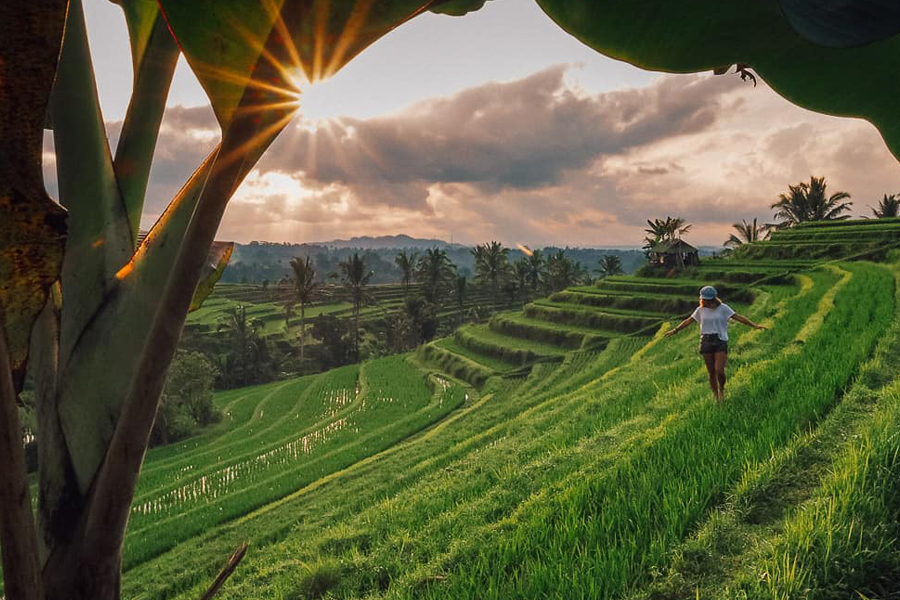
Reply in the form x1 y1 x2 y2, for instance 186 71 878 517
534 0 900 160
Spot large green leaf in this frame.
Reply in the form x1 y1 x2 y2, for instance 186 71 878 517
57 149 216 492
534 0 900 161
54 0 489 494
429 0 493 16
778 0 900 48
0 0 69 393
112 0 181 240
50 0 135 368
190 241 234 312
158 0 449 129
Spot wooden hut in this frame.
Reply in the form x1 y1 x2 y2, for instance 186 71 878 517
648 239 699 269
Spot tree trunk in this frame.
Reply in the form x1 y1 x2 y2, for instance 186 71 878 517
43 548 122 600
353 302 360 359
299 302 305 361
491 280 498 314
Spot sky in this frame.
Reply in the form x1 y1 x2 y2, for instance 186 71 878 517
48 0 900 247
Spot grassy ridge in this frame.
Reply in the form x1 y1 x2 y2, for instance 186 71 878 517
454 324 567 365
410 264 892 599
734 218 900 261
76 255 899 600
629 265 900 600
120 338 645 599
123 357 465 568
418 343 497 388
120 267 806 598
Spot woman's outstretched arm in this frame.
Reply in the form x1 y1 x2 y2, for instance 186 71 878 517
664 316 695 338
731 314 766 330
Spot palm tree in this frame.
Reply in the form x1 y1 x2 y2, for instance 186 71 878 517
394 249 419 298
472 241 510 312
596 255 624 279
513 258 530 300
524 248 545 294
643 216 692 249
546 250 587 291
724 218 771 247
217 305 266 387
415 248 456 304
338 253 373 359
454 274 467 321
771 176 852 227
870 193 900 218
643 216 692 269
282 301 294 329
402 295 434 348
289 256 318 361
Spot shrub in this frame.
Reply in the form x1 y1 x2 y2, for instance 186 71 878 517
150 351 221 447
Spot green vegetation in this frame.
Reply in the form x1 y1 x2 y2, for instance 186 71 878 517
733 217 900 261
76 226 897 600
150 351 220 446
8 215 900 600
123 355 465 568
771 176 853 227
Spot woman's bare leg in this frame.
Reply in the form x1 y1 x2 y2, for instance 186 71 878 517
715 352 728 400
702 353 719 399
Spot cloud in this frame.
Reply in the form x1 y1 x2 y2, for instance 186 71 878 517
41 65 900 247
218 67 900 246
254 65 744 210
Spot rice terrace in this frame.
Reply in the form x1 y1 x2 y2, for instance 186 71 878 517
4 2 900 600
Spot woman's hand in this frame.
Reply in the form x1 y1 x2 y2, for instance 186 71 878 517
755 324 767 330
664 328 678 338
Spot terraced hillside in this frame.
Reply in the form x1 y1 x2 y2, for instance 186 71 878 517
81 248 899 600
733 217 900 261
418 275 756 387
7 244 899 600
184 281 519 350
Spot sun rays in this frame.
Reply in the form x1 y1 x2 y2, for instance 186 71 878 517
184 0 401 171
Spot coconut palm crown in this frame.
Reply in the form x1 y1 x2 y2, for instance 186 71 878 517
870 193 900 219
643 216 692 250
415 248 456 304
394 249 419 297
771 176 852 227
596 255 624 278
724 218 772 247
289 256 318 361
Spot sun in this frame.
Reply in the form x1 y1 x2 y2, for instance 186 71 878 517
287 68 337 130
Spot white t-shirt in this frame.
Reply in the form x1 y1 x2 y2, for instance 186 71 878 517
691 303 736 340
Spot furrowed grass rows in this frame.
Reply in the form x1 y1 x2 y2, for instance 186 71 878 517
115 257 900 600
176 267 851 599
412 264 892 600
141 379 290 467
121 332 654 599
135 366 358 492
123 269 808 598
123 355 466 569
625 265 900 600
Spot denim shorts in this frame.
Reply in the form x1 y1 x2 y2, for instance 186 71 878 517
699 333 728 355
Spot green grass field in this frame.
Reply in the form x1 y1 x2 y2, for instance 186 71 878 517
6 223 900 600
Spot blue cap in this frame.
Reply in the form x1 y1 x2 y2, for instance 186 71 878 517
699 285 717 300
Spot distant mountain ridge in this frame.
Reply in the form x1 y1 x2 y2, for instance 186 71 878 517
308 234 467 250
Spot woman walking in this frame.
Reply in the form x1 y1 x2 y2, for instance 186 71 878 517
665 285 765 401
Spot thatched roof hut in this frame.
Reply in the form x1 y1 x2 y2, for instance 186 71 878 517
648 239 699 269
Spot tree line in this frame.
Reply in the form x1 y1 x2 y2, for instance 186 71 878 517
637 176 899 258
724 176 898 247
204 243 631 387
